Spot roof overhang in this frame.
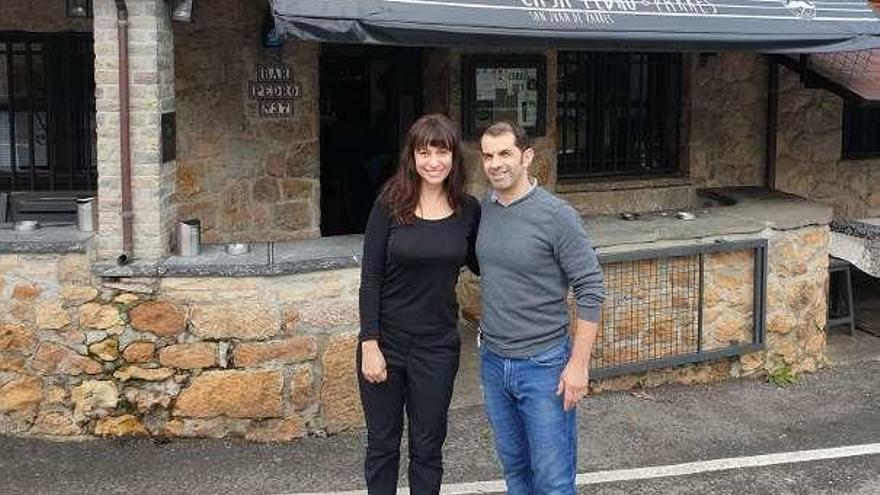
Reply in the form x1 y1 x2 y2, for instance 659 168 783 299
771 49 880 102
808 49 880 100
271 0 880 53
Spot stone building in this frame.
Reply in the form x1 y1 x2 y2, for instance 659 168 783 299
1 0 879 440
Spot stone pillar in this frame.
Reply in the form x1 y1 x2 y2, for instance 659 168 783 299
94 0 176 262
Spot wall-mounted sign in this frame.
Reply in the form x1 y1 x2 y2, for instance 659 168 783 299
259 100 293 117
250 63 300 118
257 64 291 81
462 55 546 138
248 81 301 99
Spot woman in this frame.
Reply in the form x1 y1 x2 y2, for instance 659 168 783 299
358 113 480 495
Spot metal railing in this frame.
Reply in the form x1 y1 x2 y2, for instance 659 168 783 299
591 240 768 379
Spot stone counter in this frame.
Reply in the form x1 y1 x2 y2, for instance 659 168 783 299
93 235 362 278
0 225 93 254
587 188 832 250
81 188 832 279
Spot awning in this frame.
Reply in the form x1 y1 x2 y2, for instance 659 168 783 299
271 0 880 53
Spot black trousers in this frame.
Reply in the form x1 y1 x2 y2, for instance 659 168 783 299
357 328 461 495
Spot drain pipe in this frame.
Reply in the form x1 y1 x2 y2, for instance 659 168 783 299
765 58 779 192
115 0 133 265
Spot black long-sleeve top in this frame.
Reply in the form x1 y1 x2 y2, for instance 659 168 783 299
358 195 480 341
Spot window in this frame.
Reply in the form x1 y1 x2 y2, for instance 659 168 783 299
0 34 96 192
461 55 546 138
842 101 880 160
557 52 682 180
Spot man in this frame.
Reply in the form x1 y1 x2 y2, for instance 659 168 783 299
476 121 605 495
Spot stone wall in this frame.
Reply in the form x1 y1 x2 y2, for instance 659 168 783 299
763 227 829 373
702 250 756 351
0 252 363 440
775 66 880 220
0 0 91 32
687 53 767 190
172 0 320 243
0 225 828 440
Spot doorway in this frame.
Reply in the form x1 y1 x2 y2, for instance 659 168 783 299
319 45 423 236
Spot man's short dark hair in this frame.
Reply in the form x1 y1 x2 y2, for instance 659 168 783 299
482 121 531 151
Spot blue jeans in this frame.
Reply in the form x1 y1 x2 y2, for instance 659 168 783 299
480 338 577 495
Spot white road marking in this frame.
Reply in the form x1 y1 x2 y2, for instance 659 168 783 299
278 442 880 495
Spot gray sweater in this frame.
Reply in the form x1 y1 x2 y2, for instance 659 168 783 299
476 186 605 358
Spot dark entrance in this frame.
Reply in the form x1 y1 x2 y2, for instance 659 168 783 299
319 45 422 236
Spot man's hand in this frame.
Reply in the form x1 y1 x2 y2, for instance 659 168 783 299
361 340 388 383
557 359 589 411
556 317 598 411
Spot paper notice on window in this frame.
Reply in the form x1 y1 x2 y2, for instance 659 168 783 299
494 69 510 94
476 69 496 101
508 69 526 96
517 88 537 127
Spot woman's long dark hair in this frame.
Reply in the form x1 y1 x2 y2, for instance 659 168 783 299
380 113 467 225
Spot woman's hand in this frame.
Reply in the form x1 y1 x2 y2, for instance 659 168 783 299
361 340 388 383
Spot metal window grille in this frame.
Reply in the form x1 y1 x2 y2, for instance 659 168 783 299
593 255 701 370
556 52 682 180
0 34 96 192
590 240 767 379
842 101 880 160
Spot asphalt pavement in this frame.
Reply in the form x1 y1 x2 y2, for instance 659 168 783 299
1 330 878 495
